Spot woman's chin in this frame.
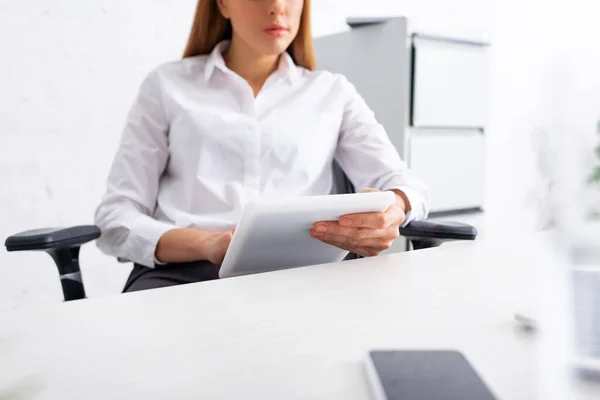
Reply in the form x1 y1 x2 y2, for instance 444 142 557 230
255 37 293 56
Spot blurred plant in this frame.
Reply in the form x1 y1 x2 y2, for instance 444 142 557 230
589 143 600 184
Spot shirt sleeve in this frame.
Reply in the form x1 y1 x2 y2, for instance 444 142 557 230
333 75 431 225
94 68 176 267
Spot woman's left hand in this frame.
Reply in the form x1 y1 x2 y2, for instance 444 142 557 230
310 188 408 257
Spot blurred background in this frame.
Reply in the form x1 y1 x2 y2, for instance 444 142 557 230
1 0 599 310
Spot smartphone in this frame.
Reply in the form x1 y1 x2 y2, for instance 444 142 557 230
364 350 498 400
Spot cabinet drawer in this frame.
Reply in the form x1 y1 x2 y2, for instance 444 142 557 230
411 36 490 128
410 129 485 212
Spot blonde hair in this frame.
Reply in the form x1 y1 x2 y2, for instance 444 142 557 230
182 0 316 70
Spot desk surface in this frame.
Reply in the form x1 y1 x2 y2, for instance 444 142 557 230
1 237 599 399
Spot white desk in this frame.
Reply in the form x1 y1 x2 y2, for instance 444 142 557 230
1 237 599 399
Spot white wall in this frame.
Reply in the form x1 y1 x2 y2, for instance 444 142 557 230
2 0 597 311
0 0 200 309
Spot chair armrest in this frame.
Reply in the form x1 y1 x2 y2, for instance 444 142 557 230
400 220 477 250
4 225 100 302
400 220 477 241
5 225 101 252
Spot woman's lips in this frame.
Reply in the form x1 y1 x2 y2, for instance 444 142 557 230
264 25 288 37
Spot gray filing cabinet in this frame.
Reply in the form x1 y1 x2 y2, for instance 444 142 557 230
314 17 490 252
409 33 490 214
314 18 490 216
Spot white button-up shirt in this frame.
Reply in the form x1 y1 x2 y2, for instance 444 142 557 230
95 41 430 268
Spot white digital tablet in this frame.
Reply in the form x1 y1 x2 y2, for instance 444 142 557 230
218 191 396 279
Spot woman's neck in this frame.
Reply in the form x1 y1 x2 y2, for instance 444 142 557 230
223 36 280 96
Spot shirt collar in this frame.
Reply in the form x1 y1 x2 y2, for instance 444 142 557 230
204 40 299 84
203 40 229 82
277 51 299 84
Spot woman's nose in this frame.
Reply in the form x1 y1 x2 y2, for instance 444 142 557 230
269 0 287 16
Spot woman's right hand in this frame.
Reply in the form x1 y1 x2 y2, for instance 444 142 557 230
204 230 234 265
155 228 234 265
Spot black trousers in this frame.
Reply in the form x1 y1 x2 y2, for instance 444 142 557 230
123 260 221 293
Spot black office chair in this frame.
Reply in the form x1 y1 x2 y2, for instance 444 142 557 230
4 162 477 302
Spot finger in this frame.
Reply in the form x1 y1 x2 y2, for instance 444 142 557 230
312 231 396 249
355 247 384 257
315 236 356 253
360 187 379 193
318 236 383 257
383 202 404 225
216 235 232 264
393 205 407 226
220 231 233 248
339 205 402 229
338 236 394 251
312 223 386 240
311 226 399 244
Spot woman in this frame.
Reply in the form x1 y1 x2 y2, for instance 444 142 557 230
95 0 430 292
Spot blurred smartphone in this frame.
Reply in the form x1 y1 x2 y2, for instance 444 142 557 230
364 350 498 400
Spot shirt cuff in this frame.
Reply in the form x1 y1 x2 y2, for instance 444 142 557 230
129 215 176 268
383 185 426 226
154 256 168 266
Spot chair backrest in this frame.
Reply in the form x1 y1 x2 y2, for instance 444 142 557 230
331 161 362 261
331 160 355 195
